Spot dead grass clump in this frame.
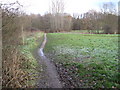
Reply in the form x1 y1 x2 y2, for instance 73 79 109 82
2 46 30 88
2 2 32 88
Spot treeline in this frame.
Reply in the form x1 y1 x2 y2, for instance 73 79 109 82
23 6 118 34
22 2 118 34
27 13 72 32
72 10 118 34
4 1 117 34
27 10 118 34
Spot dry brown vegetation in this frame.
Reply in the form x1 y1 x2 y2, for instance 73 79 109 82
1 2 33 88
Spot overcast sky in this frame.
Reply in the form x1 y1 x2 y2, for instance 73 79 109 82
0 0 119 15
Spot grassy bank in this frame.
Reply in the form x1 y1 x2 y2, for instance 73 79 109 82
45 33 119 88
19 31 44 87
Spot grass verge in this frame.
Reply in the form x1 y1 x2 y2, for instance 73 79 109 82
19 31 44 87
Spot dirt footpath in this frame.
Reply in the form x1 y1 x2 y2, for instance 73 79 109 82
37 33 62 88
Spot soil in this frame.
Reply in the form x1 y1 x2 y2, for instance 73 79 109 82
45 54 89 88
34 33 62 88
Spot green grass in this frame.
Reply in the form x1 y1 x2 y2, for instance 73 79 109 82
20 32 44 87
45 33 119 88
71 30 104 33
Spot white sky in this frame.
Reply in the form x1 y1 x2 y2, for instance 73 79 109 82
0 0 119 15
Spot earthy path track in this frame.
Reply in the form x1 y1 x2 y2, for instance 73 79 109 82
38 33 62 88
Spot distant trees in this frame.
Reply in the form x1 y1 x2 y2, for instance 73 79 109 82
72 2 118 34
28 0 72 33
49 0 64 32
102 14 118 34
101 2 118 34
30 14 51 31
72 10 103 33
72 16 81 30
3 1 116 34
48 0 72 32
118 2 120 34
64 14 72 31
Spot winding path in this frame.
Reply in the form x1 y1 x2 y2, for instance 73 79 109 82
38 33 62 88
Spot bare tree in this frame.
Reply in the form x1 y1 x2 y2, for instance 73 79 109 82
64 14 72 31
101 2 118 34
49 0 65 32
101 2 117 14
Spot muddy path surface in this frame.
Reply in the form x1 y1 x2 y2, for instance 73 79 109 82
37 33 62 88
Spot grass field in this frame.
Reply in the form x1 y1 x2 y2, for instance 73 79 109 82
44 33 119 88
20 32 44 87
